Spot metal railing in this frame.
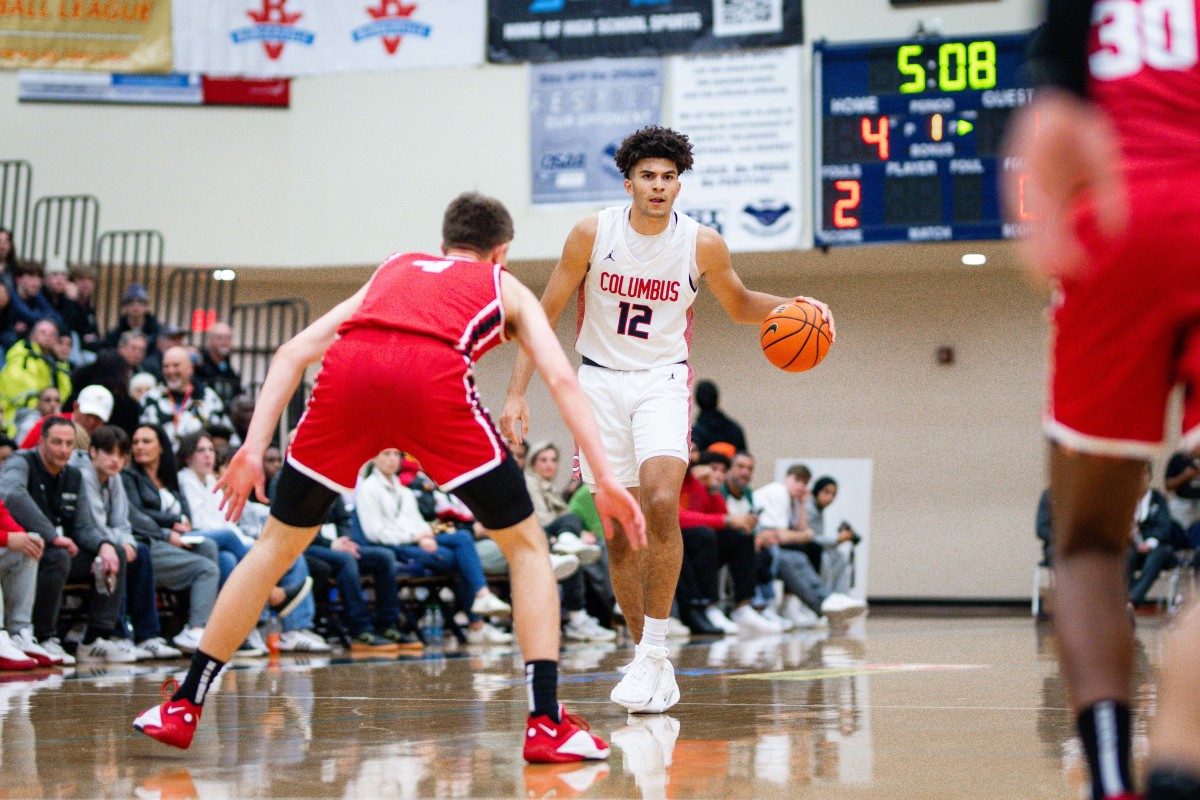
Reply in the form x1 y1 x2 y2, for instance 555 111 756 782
162 266 238 337
231 298 311 435
28 194 99 266
93 229 165 333
0 160 32 250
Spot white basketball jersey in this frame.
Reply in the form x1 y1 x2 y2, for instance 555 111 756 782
575 206 701 371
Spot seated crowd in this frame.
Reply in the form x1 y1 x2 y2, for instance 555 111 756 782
0 247 868 670
1039 459 1200 615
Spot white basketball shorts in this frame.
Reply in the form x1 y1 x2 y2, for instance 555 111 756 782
576 361 690 488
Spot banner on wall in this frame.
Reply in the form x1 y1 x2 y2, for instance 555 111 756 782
489 0 802 64
0 0 173 73
172 0 484 77
17 70 289 106
530 58 663 206
670 46 801 251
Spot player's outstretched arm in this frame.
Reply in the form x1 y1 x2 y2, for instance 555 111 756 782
501 271 647 550
699 227 836 341
216 273 377 522
499 216 596 445
1002 89 1127 280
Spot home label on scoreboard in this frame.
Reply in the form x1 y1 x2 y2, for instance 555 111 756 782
813 32 1036 246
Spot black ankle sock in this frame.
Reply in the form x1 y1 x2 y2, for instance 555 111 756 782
172 650 227 706
1147 766 1200 800
526 660 560 722
1077 701 1133 799
82 626 105 645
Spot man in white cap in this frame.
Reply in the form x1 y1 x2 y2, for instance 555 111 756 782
18 384 113 450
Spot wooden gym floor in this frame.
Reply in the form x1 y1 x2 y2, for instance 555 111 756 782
0 613 1165 799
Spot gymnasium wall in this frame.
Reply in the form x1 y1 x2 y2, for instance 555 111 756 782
1 0 1059 599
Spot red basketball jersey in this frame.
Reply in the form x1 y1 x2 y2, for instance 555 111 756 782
1088 0 1200 178
339 252 509 361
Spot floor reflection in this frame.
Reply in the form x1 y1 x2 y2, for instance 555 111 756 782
0 615 1160 799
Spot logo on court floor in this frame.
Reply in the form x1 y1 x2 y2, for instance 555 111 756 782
354 1 433 55
234 0 315 61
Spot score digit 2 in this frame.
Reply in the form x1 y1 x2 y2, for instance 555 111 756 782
833 180 861 228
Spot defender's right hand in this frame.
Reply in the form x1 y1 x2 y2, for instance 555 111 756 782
499 395 531 445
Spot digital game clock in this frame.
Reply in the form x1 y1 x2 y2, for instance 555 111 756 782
813 32 1037 246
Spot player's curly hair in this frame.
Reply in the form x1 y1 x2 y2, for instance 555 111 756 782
442 192 514 254
614 126 695 178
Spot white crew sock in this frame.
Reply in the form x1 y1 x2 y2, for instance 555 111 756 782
639 615 669 651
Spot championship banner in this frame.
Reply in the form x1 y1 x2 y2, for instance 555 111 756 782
173 0 484 77
0 0 172 73
489 0 802 64
670 46 802 252
530 58 663 206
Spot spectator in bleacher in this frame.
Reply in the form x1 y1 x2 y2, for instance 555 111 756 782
691 379 747 454
755 464 866 628
0 319 71 440
69 424 183 660
176 431 323 653
1128 464 1176 609
523 442 612 642
10 261 62 337
65 263 100 355
13 386 61 446
356 448 513 644
18 384 110 452
139 346 233 451
129 372 155 403
564 484 620 627
525 442 601 564
113 431 220 658
263 445 283 487
1165 450 1200 546
228 393 254 444
197 323 243 408
0 416 127 664
101 283 160 352
721 451 792 631
0 281 17 353
114 330 148 374
300 498 415 652
678 451 778 635
122 425 265 657
0 494 64 668
68 351 141 437
141 324 187 381
808 476 857 595
0 229 16 287
40 259 85 355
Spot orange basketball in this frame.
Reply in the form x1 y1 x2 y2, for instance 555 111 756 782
759 300 832 372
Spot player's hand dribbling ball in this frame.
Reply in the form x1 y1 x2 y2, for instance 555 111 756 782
760 300 832 372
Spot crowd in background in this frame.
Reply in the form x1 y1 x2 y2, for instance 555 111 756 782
0 237 867 669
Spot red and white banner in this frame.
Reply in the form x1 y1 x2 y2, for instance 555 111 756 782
17 70 289 107
172 0 485 77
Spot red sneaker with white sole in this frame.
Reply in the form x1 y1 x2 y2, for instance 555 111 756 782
523 705 610 763
133 680 202 750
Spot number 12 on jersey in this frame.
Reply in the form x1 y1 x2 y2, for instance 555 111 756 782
616 301 652 339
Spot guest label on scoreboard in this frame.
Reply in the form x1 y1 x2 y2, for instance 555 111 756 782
813 33 1037 246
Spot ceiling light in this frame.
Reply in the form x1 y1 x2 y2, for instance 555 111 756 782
961 253 986 266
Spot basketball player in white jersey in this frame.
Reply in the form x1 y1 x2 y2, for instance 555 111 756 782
501 126 835 713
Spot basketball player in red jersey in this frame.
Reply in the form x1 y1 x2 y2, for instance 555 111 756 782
500 126 843 714
132 193 646 764
1007 1 1200 797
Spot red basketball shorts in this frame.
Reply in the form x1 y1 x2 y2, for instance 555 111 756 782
287 330 506 492
1048 173 1200 458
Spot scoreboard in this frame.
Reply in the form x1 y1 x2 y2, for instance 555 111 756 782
813 33 1036 246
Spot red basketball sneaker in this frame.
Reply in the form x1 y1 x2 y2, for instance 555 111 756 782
133 681 202 750
523 705 610 763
